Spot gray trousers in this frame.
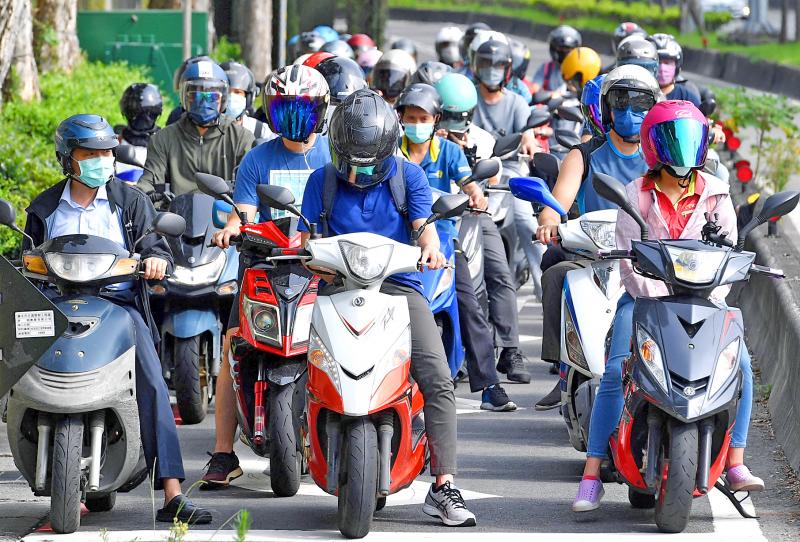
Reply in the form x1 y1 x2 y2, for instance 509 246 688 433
540 260 586 362
480 214 519 348
513 198 546 299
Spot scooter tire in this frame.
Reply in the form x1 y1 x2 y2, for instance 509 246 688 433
173 335 208 425
50 415 83 534
85 491 116 512
654 421 698 533
375 496 387 511
338 418 378 539
628 487 655 509
269 382 301 497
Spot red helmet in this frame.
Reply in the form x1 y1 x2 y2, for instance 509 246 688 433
303 51 335 69
347 33 376 54
640 100 709 171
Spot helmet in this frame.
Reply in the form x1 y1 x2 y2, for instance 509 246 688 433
320 39 355 59
435 26 464 66
220 61 259 113
600 64 663 135
472 39 512 91
612 22 647 51
509 40 531 80
560 47 601 90
580 74 606 136
459 22 491 64
649 33 683 73
294 53 313 65
390 37 418 60
120 83 163 132
435 73 478 132
371 49 416 100
55 114 119 175
356 48 382 77
615 38 659 78
347 33 376 55
303 51 335 69
180 59 229 126
314 56 368 104
548 25 582 63
640 100 709 172
313 25 339 43
468 30 508 70
328 89 400 189
173 55 212 92
299 31 326 54
395 83 442 116
262 65 330 142
410 61 453 86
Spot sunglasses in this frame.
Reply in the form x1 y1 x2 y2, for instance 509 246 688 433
607 89 655 113
188 91 222 103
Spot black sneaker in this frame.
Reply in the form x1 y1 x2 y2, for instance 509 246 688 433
200 451 243 490
496 348 532 384
480 384 517 412
535 382 562 411
156 494 212 525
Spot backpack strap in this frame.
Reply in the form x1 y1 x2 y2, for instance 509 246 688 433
388 157 408 219
636 179 654 224
320 163 339 238
543 62 553 91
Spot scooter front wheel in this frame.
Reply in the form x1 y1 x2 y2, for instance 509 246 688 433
173 335 209 424
338 418 378 539
50 415 83 534
654 421 698 533
269 382 302 497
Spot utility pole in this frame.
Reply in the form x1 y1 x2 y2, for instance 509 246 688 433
278 0 287 67
182 0 192 60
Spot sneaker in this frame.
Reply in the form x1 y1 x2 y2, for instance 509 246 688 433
572 478 604 512
726 465 765 492
480 385 517 412
200 451 243 490
496 348 532 384
423 481 477 527
549 361 559 375
535 382 562 411
156 494 212 525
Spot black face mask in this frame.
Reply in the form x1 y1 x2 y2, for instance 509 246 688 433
129 112 159 134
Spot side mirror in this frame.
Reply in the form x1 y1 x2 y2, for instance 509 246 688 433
256 184 296 213
0 199 17 228
431 194 470 221
531 152 560 181
531 90 551 106
592 173 648 239
525 108 551 130
554 129 581 149
738 190 800 249
493 133 522 159
195 173 232 199
115 144 145 169
471 159 500 182
152 212 186 238
509 177 567 220
212 200 233 229
556 105 584 123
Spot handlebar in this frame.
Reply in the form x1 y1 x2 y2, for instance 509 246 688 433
599 250 633 260
750 263 785 278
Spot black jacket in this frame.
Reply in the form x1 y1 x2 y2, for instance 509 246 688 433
24 178 173 340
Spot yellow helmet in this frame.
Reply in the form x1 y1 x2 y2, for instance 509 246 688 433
560 47 602 90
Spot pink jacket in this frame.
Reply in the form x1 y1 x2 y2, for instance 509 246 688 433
615 172 737 299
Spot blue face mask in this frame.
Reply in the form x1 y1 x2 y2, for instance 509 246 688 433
187 92 222 125
75 155 115 189
404 122 435 144
612 107 646 139
224 93 247 120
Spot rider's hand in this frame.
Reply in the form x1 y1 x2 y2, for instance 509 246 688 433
711 124 726 144
468 189 488 211
520 131 542 158
420 245 446 271
142 257 168 280
213 225 240 249
536 223 560 245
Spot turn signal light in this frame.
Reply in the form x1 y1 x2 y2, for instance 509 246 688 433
23 255 47 274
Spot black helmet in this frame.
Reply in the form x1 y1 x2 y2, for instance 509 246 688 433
390 37 418 60
328 89 400 189
459 22 491 64
472 39 512 91
615 38 659 78
509 39 531 80
320 39 355 60
55 114 119 175
220 61 259 112
395 83 442 116
410 61 453 86
648 33 683 73
371 49 416 100
120 83 163 133
699 86 717 117
548 25 582 63
612 22 647 51
173 55 212 92
314 56 368 104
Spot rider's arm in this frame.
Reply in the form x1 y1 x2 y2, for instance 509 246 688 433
536 148 585 243
214 151 260 248
414 218 445 271
137 132 168 194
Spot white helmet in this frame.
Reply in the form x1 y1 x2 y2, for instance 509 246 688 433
436 26 464 66
468 30 509 69
293 53 312 65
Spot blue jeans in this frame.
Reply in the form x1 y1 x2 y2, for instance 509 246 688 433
586 293 753 458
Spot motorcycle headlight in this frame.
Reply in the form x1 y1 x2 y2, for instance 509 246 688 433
708 338 740 398
666 247 726 285
243 296 281 346
338 241 393 282
169 252 227 286
291 304 314 349
45 253 117 282
564 301 589 372
580 221 616 251
636 325 669 394
308 331 340 392
432 256 455 300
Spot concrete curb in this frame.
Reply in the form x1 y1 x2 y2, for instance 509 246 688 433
389 7 800 99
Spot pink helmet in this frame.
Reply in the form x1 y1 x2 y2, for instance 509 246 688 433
640 100 709 170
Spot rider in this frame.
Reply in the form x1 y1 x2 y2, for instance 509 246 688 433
396 82 519 411
116 83 163 183
553 46 602 156
138 59 255 198
615 37 660 79
535 65 662 409
573 101 764 511
23 114 211 524
370 49 416 105
410 60 453 87
531 25 581 94
435 25 465 69
507 40 534 103
347 33 376 56
203 66 331 488
299 88 477 527
648 33 701 107
165 55 212 125
612 21 647 51
220 61 275 140
390 37 418 61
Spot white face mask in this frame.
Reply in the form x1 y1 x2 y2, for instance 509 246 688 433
225 93 247 119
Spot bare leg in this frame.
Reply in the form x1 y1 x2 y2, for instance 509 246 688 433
436 474 454 487
727 447 744 467
582 457 603 478
213 328 239 454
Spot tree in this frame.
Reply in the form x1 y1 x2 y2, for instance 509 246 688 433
34 0 80 73
232 0 271 81
13 0 39 101
347 0 387 48
0 0 24 100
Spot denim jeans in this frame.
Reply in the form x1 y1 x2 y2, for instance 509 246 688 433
586 293 754 458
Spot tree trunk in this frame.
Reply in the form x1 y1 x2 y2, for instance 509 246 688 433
234 0 271 81
0 0 24 103
148 0 181 7
13 0 39 101
780 0 789 42
347 0 387 48
34 0 80 73
795 0 800 41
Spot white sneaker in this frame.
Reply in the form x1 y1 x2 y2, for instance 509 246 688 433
422 481 477 527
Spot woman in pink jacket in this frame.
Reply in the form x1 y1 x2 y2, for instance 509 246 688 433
573 101 764 512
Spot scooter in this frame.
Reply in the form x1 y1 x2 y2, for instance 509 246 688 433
258 183 469 538
0 199 185 534
196 174 316 497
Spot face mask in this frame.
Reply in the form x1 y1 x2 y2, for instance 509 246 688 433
130 112 158 133
75 155 115 189
355 165 375 175
404 122 435 144
612 107 646 140
225 93 247 119
187 92 221 126
657 62 677 86
477 67 506 89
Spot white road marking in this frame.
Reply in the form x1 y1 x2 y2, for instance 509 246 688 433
707 487 766 541
518 334 542 342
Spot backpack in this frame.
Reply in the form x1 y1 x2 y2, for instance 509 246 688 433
320 156 409 237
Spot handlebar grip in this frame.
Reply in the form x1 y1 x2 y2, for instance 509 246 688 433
599 249 632 259
751 263 785 278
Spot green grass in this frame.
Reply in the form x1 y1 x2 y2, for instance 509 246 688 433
680 32 800 66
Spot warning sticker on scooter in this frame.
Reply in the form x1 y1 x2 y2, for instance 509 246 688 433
15 310 56 338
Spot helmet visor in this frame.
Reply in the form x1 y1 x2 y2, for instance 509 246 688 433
618 58 659 78
581 103 603 136
437 43 461 65
607 89 656 113
372 68 409 99
439 109 473 132
648 118 709 169
264 95 327 142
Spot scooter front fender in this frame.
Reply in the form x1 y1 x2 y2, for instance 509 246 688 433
163 308 220 340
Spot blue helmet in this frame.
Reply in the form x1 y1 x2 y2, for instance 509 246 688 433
55 114 118 174
581 74 606 136
313 25 339 43
179 59 229 126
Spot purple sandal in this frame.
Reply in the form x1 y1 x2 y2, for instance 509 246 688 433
573 478 604 512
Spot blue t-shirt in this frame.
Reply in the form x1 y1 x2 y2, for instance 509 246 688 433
579 138 648 214
667 84 701 108
233 136 331 221
400 135 471 192
298 158 433 293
